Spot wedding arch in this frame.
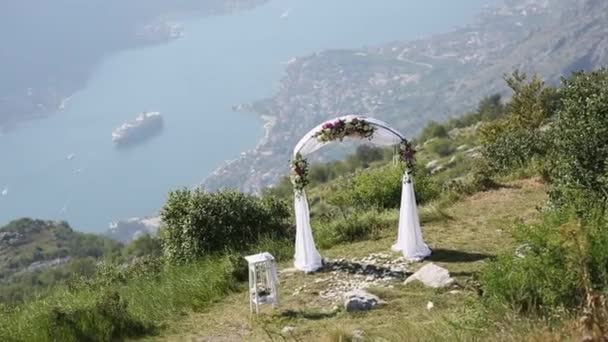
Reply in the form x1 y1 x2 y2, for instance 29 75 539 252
290 115 431 272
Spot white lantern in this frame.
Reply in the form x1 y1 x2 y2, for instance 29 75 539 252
244 252 280 314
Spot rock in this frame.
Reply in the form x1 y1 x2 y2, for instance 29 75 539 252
430 165 444 174
404 263 454 288
456 144 469 151
352 329 365 341
426 301 434 311
281 326 296 335
425 159 440 170
343 289 386 312
465 147 481 154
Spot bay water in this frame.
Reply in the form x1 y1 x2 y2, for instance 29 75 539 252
0 0 496 232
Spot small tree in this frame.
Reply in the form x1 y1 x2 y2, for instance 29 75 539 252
480 71 558 172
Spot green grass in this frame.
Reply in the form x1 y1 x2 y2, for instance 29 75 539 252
153 178 557 341
0 257 236 341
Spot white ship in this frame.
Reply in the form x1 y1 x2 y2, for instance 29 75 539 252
112 112 163 146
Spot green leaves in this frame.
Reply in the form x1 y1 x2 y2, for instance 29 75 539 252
160 189 291 263
549 69 608 200
480 71 557 174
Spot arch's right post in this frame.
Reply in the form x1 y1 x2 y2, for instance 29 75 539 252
392 140 431 261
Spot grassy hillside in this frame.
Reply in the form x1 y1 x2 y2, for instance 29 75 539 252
0 219 122 303
2 69 608 341
156 178 551 341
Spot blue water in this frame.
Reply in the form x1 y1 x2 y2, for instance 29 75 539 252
0 0 496 232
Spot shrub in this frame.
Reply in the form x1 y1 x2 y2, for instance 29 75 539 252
327 164 440 211
419 121 449 141
481 199 608 315
480 71 558 174
123 234 163 258
413 167 443 205
160 189 290 263
426 138 456 157
327 165 402 210
549 69 608 200
482 128 548 173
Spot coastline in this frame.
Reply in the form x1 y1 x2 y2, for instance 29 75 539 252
201 113 277 188
200 0 574 194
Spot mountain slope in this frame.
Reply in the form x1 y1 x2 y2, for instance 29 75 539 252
0 218 122 302
203 0 608 192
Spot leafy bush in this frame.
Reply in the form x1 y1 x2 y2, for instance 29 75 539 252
481 199 608 314
482 128 548 172
445 94 504 130
549 69 608 201
123 234 163 259
160 189 291 263
327 164 440 211
413 167 443 204
426 138 456 157
480 72 557 174
419 121 449 142
327 165 402 210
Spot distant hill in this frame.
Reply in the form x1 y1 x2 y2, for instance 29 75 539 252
0 0 267 131
202 0 608 192
0 218 122 302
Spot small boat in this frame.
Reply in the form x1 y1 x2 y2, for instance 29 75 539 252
280 57 297 65
66 153 75 160
280 9 290 19
1 188 8 197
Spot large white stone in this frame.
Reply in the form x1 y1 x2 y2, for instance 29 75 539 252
404 263 454 288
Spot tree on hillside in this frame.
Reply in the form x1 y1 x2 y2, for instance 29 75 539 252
480 71 558 172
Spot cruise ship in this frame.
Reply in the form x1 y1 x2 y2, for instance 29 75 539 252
112 112 163 146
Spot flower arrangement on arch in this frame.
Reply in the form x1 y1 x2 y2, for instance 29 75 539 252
313 117 375 143
290 153 309 193
399 139 416 172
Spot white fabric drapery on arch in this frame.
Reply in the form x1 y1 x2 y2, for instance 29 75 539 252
391 173 432 260
292 115 431 272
